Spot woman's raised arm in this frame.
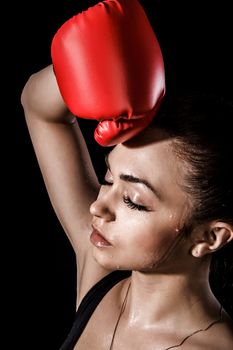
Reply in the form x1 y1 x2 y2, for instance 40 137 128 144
21 64 100 273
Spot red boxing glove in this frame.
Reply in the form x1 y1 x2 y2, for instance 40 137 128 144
51 0 165 146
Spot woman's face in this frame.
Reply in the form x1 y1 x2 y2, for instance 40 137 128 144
90 128 192 273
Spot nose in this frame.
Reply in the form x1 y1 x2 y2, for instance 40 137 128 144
90 191 116 222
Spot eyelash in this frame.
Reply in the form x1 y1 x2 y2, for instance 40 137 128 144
123 195 148 211
101 179 149 212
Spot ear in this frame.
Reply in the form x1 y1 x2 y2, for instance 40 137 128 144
190 221 233 258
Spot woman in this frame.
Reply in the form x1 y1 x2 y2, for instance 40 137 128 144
21 64 233 349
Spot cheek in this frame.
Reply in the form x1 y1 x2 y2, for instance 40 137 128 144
116 216 154 251
120 214 182 259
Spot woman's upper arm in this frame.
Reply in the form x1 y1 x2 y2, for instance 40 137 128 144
21 65 100 261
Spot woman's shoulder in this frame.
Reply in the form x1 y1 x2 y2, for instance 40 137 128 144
190 312 233 350
212 313 233 348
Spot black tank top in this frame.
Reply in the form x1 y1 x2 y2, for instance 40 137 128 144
59 270 131 350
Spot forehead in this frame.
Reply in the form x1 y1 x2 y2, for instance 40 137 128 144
109 128 185 185
110 128 172 165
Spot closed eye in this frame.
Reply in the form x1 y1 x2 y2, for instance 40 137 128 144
101 177 150 212
123 195 150 212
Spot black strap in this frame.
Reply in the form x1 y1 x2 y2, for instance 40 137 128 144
59 270 131 350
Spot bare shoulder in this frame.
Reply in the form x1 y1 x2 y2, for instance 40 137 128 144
199 311 233 350
182 311 233 350
213 312 233 347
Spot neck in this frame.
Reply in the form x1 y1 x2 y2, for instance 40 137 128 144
125 268 220 329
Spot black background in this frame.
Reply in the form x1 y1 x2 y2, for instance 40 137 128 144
8 0 233 348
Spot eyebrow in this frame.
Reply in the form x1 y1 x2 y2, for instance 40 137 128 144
105 153 162 200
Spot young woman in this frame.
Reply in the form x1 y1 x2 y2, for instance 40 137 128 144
21 64 233 349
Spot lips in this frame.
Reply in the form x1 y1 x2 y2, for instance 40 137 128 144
90 227 112 248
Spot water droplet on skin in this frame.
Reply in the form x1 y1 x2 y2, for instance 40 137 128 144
169 214 174 220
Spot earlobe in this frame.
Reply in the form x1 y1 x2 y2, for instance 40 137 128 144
190 222 233 258
190 242 211 258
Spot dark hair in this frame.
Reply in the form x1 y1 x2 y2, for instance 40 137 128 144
151 91 233 317
153 92 233 226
